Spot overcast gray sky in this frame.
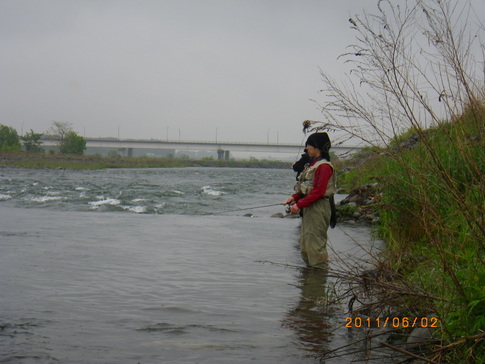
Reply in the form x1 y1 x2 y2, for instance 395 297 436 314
0 0 414 144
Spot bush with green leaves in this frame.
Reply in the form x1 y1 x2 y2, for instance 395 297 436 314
21 129 44 153
0 124 21 151
60 131 86 155
46 121 86 155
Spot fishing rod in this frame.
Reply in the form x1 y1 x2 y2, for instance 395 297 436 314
210 203 286 215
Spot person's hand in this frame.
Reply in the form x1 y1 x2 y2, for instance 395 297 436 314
284 196 295 206
290 204 300 215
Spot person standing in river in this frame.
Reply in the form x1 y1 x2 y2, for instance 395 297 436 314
285 132 337 267
292 148 310 180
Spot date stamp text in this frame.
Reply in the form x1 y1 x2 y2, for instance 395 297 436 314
345 316 439 328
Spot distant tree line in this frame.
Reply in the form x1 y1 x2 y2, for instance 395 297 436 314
0 121 86 154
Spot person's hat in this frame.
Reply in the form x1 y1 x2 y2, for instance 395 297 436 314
305 132 331 151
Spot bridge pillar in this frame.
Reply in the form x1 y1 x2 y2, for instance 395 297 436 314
217 149 230 160
117 148 134 157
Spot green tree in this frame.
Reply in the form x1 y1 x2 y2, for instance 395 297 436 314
46 120 72 147
0 124 21 151
60 131 86 154
46 121 86 154
21 129 44 153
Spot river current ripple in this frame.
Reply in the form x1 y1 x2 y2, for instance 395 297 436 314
0 167 387 363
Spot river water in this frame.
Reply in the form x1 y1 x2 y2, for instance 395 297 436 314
0 167 390 363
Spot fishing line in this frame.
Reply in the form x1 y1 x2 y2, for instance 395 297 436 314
210 131 306 216
295 134 306 161
209 203 285 215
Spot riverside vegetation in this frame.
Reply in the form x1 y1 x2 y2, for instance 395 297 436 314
331 106 484 363
307 1 484 362
0 152 290 170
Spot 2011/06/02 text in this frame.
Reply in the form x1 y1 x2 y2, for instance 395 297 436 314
345 317 439 328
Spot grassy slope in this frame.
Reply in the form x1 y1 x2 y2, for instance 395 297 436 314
337 107 484 362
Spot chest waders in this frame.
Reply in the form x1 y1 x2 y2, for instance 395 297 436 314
294 159 337 267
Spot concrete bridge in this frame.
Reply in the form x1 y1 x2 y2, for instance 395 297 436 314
41 137 363 159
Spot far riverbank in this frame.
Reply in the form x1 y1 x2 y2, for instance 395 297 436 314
0 152 292 170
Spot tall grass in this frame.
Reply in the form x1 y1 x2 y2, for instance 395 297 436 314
307 1 484 361
379 107 484 318
335 106 484 362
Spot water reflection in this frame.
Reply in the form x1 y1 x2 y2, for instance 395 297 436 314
283 266 332 356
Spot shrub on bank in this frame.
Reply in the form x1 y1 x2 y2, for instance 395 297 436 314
338 106 484 362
